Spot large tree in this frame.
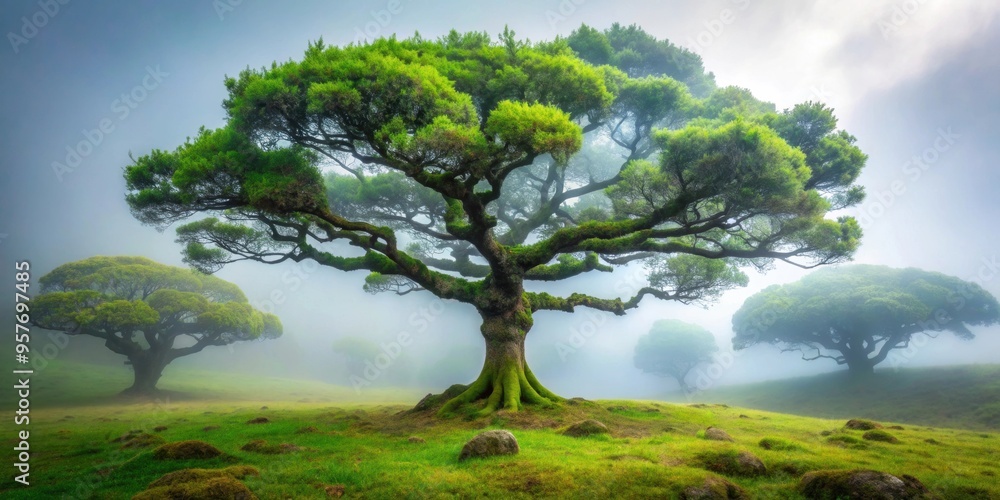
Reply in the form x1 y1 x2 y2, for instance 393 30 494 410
732 265 1000 377
33 256 282 395
634 319 718 393
124 28 865 415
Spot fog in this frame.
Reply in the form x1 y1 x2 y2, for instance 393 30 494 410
2 0 999 402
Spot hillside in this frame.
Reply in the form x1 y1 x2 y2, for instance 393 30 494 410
688 364 1000 431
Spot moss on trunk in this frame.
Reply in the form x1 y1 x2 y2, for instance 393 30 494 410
438 314 561 416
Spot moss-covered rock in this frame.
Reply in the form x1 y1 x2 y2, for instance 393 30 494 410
132 476 257 500
703 427 735 442
153 440 224 460
799 469 930 499
845 419 883 430
147 466 259 488
681 475 748 499
697 450 767 478
562 419 609 437
458 430 519 461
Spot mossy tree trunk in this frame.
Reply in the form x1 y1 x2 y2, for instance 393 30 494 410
439 293 562 415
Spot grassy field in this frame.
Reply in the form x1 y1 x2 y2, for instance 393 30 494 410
2 361 999 498
692 364 1000 431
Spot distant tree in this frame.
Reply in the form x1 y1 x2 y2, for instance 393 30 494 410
634 319 719 392
124 29 864 415
733 265 1000 377
33 256 281 395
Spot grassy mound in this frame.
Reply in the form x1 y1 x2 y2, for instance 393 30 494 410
153 440 224 460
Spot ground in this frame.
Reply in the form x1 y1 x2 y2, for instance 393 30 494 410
1 361 998 498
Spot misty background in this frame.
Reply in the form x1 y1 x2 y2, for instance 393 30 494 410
1 0 998 400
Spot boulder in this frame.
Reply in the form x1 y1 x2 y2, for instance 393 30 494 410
458 430 519 461
799 469 930 499
562 419 610 437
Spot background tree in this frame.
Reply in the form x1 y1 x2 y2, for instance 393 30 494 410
732 264 1000 377
634 319 718 392
33 256 282 395
124 27 865 414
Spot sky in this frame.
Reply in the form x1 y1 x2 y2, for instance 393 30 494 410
1 0 999 399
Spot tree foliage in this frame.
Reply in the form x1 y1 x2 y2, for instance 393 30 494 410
732 265 1000 375
123 27 865 412
33 256 281 393
634 319 719 392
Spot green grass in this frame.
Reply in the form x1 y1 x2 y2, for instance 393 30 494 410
692 364 1000 431
2 361 999 498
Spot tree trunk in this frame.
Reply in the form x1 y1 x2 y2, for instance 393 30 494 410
122 352 168 396
439 312 562 416
845 358 875 379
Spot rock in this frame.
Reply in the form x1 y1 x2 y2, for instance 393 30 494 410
799 469 929 499
407 436 426 444
681 476 748 499
153 426 168 432
698 450 767 478
153 440 224 460
704 427 735 442
863 430 900 443
458 430 519 461
845 419 883 430
246 417 269 424
562 419 610 437
410 384 468 413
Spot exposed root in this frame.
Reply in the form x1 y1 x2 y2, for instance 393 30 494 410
438 362 562 417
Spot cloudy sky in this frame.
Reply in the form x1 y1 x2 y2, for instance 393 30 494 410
2 0 998 398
